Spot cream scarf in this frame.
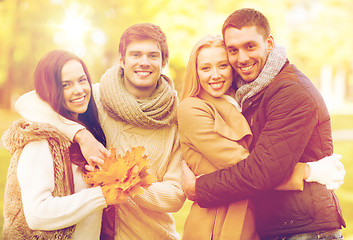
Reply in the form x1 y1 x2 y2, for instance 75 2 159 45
234 44 287 112
99 65 178 128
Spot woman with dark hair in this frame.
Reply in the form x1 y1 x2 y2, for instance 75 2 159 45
2 50 112 240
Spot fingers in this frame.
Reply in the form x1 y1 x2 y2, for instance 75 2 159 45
334 158 345 172
90 156 104 165
326 157 345 191
181 160 188 172
181 160 197 201
85 165 95 172
327 181 343 191
99 146 110 158
331 153 342 161
90 156 104 170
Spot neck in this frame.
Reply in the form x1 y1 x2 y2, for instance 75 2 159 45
123 77 157 99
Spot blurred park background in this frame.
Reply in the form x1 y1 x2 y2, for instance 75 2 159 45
0 0 352 239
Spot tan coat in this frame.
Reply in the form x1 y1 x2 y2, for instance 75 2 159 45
178 95 256 240
178 95 305 240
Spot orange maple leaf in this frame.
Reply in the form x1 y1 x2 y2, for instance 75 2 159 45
84 146 155 204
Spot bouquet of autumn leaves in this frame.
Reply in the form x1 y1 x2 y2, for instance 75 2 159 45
84 146 155 204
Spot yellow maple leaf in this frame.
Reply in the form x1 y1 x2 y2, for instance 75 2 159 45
84 146 155 204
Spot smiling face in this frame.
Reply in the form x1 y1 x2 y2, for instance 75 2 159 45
121 39 163 99
197 46 233 98
224 26 274 83
61 60 91 120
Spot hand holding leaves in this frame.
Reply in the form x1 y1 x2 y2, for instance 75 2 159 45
84 146 155 205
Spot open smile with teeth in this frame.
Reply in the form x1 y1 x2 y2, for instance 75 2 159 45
209 82 224 90
239 64 254 72
70 96 85 103
136 71 151 77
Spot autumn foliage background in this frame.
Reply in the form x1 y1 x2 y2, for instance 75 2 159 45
1 0 353 239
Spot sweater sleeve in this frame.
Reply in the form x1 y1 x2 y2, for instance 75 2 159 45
132 131 186 213
17 140 107 230
196 81 318 207
14 91 85 141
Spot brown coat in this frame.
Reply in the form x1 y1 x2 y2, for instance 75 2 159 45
178 95 257 240
177 94 305 240
1 120 75 240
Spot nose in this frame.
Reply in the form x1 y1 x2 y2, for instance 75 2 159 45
238 50 249 63
211 68 221 80
139 55 150 67
73 82 84 94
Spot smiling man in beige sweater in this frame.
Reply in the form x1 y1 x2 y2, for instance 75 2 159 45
15 23 185 240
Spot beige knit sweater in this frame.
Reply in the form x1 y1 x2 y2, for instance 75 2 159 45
15 65 186 240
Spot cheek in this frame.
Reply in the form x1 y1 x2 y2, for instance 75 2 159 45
62 90 70 103
198 72 209 84
153 60 163 72
223 68 233 79
228 56 237 67
84 85 92 98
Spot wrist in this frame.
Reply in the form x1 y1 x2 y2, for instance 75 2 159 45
304 164 311 180
305 161 318 182
74 128 89 143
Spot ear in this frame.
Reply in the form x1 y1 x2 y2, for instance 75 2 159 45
266 34 275 52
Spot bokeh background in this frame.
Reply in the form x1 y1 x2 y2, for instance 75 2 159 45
1 0 352 239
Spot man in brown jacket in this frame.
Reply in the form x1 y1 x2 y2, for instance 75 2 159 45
182 8 345 240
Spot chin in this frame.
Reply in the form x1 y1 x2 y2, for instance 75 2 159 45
242 77 256 83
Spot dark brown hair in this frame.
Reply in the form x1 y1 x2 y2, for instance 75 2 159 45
34 50 106 149
118 23 169 67
222 8 271 39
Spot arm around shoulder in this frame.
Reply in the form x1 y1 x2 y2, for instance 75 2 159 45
15 91 85 141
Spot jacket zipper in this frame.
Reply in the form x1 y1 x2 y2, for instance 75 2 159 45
210 209 218 240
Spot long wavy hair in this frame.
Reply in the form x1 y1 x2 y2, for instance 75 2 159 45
34 50 106 168
180 35 228 101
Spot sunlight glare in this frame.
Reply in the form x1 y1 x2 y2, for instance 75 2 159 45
60 9 91 42
54 5 93 57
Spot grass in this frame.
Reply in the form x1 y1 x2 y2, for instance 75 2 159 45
1 109 352 239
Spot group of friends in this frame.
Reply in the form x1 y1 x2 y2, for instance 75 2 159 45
2 8 346 240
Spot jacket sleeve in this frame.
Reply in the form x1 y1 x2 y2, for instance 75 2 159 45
132 129 186 213
177 98 250 174
196 81 318 208
15 91 85 141
18 140 107 230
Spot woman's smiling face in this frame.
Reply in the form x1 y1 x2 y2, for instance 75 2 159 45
61 60 91 120
197 46 233 98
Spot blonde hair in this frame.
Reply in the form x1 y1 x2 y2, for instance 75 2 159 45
180 35 226 101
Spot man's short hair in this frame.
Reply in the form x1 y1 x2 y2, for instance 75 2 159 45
119 23 169 67
222 8 271 39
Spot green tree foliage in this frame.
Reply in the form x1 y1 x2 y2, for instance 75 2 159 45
0 0 352 108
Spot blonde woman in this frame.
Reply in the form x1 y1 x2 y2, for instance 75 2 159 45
177 35 344 240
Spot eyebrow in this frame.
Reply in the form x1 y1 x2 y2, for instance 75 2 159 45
128 50 161 55
62 74 87 82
